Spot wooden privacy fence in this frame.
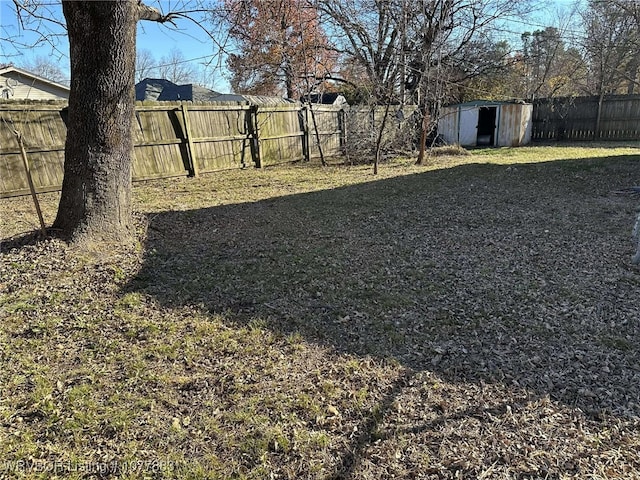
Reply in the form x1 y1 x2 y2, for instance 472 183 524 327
533 94 640 141
0 101 344 198
0 103 67 198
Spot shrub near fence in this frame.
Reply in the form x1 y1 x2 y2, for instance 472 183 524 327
343 105 419 159
0 101 344 198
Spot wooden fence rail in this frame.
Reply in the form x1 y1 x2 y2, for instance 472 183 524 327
6 95 640 197
0 101 345 198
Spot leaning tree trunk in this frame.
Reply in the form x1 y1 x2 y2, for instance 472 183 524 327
373 103 392 175
53 1 137 245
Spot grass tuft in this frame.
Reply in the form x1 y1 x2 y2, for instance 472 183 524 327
429 144 471 156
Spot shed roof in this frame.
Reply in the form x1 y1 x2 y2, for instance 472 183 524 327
445 99 530 108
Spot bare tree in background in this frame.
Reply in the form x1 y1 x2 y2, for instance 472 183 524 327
136 48 158 82
18 55 67 84
1 1 68 60
520 26 586 99
578 0 640 139
157 47 199 84
581 0 640 96
318 0 536 169
136 48 217 86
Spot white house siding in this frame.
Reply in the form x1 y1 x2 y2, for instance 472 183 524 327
0 71 69 100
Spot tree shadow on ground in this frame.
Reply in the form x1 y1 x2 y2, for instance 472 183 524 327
126 156 640 477
0 231 48 252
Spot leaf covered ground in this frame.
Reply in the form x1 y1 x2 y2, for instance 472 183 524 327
1 145 640 479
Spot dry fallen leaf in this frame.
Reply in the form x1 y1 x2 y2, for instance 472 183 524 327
327 405 340 417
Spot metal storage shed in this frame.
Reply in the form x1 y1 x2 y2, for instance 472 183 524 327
438 100 533 147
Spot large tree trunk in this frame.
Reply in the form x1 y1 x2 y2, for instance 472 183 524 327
53 0 137 246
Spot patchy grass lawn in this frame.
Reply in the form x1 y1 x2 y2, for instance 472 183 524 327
1 144 640 479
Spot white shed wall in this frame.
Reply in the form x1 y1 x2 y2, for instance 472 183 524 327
438 106 459 144
438 102 532 147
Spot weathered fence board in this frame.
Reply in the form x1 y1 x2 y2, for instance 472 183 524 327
255 105 306 166
0 104 67 197
307 105 344 159
133 105 189 180
0 102 355 199
0 101 348 198
186 104 253 173
532 94 640 141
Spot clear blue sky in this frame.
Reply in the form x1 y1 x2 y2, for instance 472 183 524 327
0 0 229 91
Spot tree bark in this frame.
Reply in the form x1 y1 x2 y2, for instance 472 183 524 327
373 103 391 175
415 109 429 165
53 0 137 246
633 211 640 265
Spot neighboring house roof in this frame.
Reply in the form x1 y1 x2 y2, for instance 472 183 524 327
0 66 70 100
135 78 221 102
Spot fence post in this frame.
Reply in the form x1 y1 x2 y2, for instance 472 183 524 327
180 103 198 176
339 107 347 150
301 105 310 162
249 105 263 168
594 93 604 141
307 103 327 166
14 130 47 236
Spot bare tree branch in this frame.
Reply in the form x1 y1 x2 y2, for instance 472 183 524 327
136 0 179 24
